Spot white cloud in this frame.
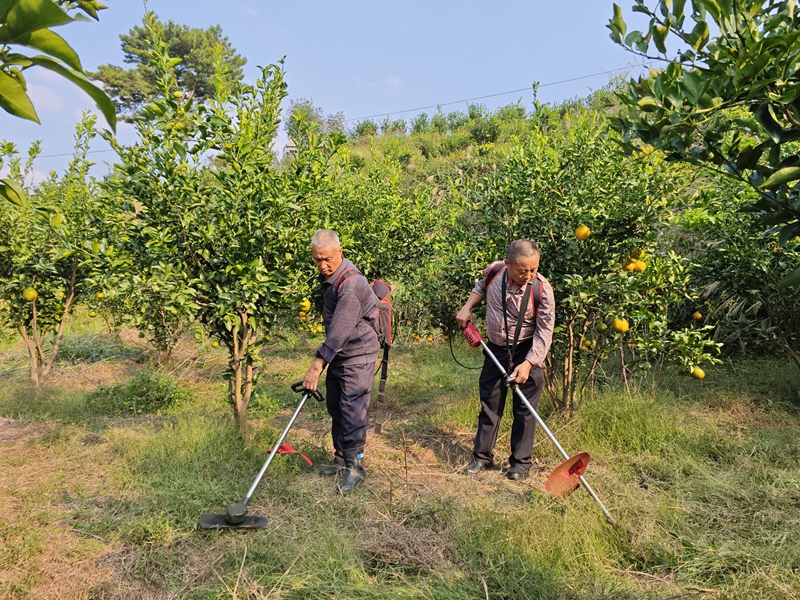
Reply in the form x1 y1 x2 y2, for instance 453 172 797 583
386 76 403 89
27 83 69 115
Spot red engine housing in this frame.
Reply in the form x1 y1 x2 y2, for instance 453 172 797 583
462 321 483 347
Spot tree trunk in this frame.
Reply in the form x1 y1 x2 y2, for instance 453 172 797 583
228 310 255 442
18 326 42 387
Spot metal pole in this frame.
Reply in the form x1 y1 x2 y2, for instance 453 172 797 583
480 340 617 525
241 392 310 506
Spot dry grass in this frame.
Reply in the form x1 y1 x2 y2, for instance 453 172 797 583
0 418 117 598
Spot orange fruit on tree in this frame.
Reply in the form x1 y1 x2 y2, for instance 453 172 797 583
623 261 635 271
692 311 702 321
633 260 647 273
629 248 645 260
575 224 591 241
22 287 38 302
611 317 629 333
690 366 705 380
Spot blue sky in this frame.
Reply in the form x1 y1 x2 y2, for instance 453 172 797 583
2 1 654 181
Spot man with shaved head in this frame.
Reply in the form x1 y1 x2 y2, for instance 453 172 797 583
302 229 380 495
455 239 555 481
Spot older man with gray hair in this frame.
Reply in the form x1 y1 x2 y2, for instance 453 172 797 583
456 239 556 481
302 229 380 495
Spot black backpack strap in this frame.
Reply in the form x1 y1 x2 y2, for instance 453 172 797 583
373 344 390 434
501 271 531 372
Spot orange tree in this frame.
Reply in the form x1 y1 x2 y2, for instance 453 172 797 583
458 108 720 413
608 0 800 287
0 114 112 386
98 16 335 440
672 174 800 369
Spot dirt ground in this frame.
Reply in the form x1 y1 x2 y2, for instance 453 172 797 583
0 416 183 599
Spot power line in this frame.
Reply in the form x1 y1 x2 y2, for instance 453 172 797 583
38 149 116 159
343 62 655 123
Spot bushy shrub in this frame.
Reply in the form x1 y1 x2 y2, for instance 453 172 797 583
86 371 191 416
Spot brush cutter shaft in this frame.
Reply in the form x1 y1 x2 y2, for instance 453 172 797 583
242 392 311 505
479 340 616 524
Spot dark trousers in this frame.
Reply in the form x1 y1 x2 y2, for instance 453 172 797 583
473 339 545 468
326 360 376 457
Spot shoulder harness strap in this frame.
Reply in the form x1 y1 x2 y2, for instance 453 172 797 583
484 261 505 290
334 266 357 294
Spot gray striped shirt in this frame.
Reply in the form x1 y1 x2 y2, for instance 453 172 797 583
471 263 555 368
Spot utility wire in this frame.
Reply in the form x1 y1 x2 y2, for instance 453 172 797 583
38 149 116 159
344 61 656 123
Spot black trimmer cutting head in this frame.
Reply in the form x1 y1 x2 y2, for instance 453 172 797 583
198 382 322 531
199 501 269 530
199 512 268 530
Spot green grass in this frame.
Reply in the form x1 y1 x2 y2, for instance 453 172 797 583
1 332 799 598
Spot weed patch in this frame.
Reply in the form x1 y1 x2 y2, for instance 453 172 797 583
86 370 191 416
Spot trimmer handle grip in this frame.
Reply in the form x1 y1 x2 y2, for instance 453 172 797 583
291 381 324 402
456 313 483 348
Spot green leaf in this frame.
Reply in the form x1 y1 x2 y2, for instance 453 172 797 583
0 0 72 42
0 69 39 122
637 96 660 110
758 166 800 188
754 103 782 143
689 21 709 51
735 145 763 171
609 4 627 43
10 28 81 70
777 264 800 289
682 70 703 103
27 55 116 132
0 177 28 205
653 24 669 54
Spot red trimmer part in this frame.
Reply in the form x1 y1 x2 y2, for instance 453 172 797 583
460 319 484 347
545 451 591 497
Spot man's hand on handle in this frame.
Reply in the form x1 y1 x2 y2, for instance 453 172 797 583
509 360 532 385
302 357 326 392
455 306 473 329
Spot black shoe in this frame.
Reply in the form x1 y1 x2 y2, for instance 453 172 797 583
338 449 366 495
506 465 530 481
465 458 490 475
318 463 343 477
318 455 344 477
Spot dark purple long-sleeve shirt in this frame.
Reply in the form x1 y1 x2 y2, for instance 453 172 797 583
316 258 380 365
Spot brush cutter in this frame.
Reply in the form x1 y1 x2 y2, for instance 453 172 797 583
199 381 324 530
461 320 617 526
